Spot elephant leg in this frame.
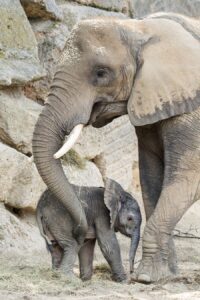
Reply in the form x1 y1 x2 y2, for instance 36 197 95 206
135 126 176 273
58 238 79 278
134 116 200 283
95 218 126 282
50 242 63 269
135 126 164 220
78 239 96 281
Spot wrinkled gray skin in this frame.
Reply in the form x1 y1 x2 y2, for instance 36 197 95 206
36 179 141 281
32 13 200 283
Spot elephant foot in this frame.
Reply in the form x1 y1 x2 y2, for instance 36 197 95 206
131 231 178 283
56 268 81 283
65 273 82 284
80 272 92 281
131 253 174 283
112 272 127 283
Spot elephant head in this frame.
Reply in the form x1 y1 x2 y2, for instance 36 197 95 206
33 16 200 243
104 178 141 273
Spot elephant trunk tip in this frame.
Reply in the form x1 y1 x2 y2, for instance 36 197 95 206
53 124 84 159
129 226 141 274
129 253 135 274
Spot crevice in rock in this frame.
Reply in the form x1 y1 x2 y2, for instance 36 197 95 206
4 204 23 218
64 0 130 15
0 136 32 158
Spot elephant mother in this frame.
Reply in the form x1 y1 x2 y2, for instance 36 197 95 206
32 13 200 283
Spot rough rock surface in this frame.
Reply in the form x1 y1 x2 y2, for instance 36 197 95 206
74 116 138 191
0 203 47 255
0 89 42 155
0 0 44 86
175 200 200 238
94 117 138 191
64 160 104 187
27 20 70 101
69 0 134 16
132 0 200 18
61 3 127 31
0 143 46 210
20 0 63 20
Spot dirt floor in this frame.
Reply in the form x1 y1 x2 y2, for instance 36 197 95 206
0 233 200 300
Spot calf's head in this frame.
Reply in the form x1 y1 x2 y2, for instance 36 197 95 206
104 178 142 273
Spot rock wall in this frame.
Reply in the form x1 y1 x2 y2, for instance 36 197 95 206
0 0 137 254
132 0 200 18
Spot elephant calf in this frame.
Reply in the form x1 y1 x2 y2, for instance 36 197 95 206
36 179 141 282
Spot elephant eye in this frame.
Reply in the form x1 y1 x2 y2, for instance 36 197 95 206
92 66 114 86
96 69 107 78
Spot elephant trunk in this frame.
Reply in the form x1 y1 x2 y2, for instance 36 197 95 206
129 225 141 273
32 77 90 243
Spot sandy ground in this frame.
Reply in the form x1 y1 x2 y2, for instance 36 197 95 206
0 233 200 300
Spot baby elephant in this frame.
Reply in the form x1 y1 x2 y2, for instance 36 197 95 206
36 178 141 282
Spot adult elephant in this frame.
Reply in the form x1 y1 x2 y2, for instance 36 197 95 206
32 13 200 283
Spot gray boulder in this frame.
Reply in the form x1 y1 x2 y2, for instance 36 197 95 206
0 89 42 155
132 0 200 18
0 0 44 86
65 0 134 16
0 143 46 210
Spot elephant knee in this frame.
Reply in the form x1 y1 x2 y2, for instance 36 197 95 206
50 242 63 269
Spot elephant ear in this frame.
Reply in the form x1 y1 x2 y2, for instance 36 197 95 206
127 17 200 126
104 178 124 229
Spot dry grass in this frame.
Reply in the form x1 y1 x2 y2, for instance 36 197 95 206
1 237 200 300
62 149 86 169
0 257 120 298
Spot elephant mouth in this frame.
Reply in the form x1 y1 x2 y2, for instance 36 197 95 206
52 101 128 160
89 101 128 128
117 224 132 238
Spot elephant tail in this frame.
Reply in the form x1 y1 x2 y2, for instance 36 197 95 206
36 206 52 252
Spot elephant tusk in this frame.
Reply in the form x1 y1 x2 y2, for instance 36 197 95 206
53 124 84 159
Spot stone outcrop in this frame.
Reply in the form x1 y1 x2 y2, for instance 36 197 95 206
73 116 138 191
175 200 200 238
20 0 63 20
0 203 47 255
0 143 46 210
0 0 44 86
61 3 127 30
132 0 200 18
0 89 42 155
64 160 104 187
70 0 134 17
27 20 69 101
